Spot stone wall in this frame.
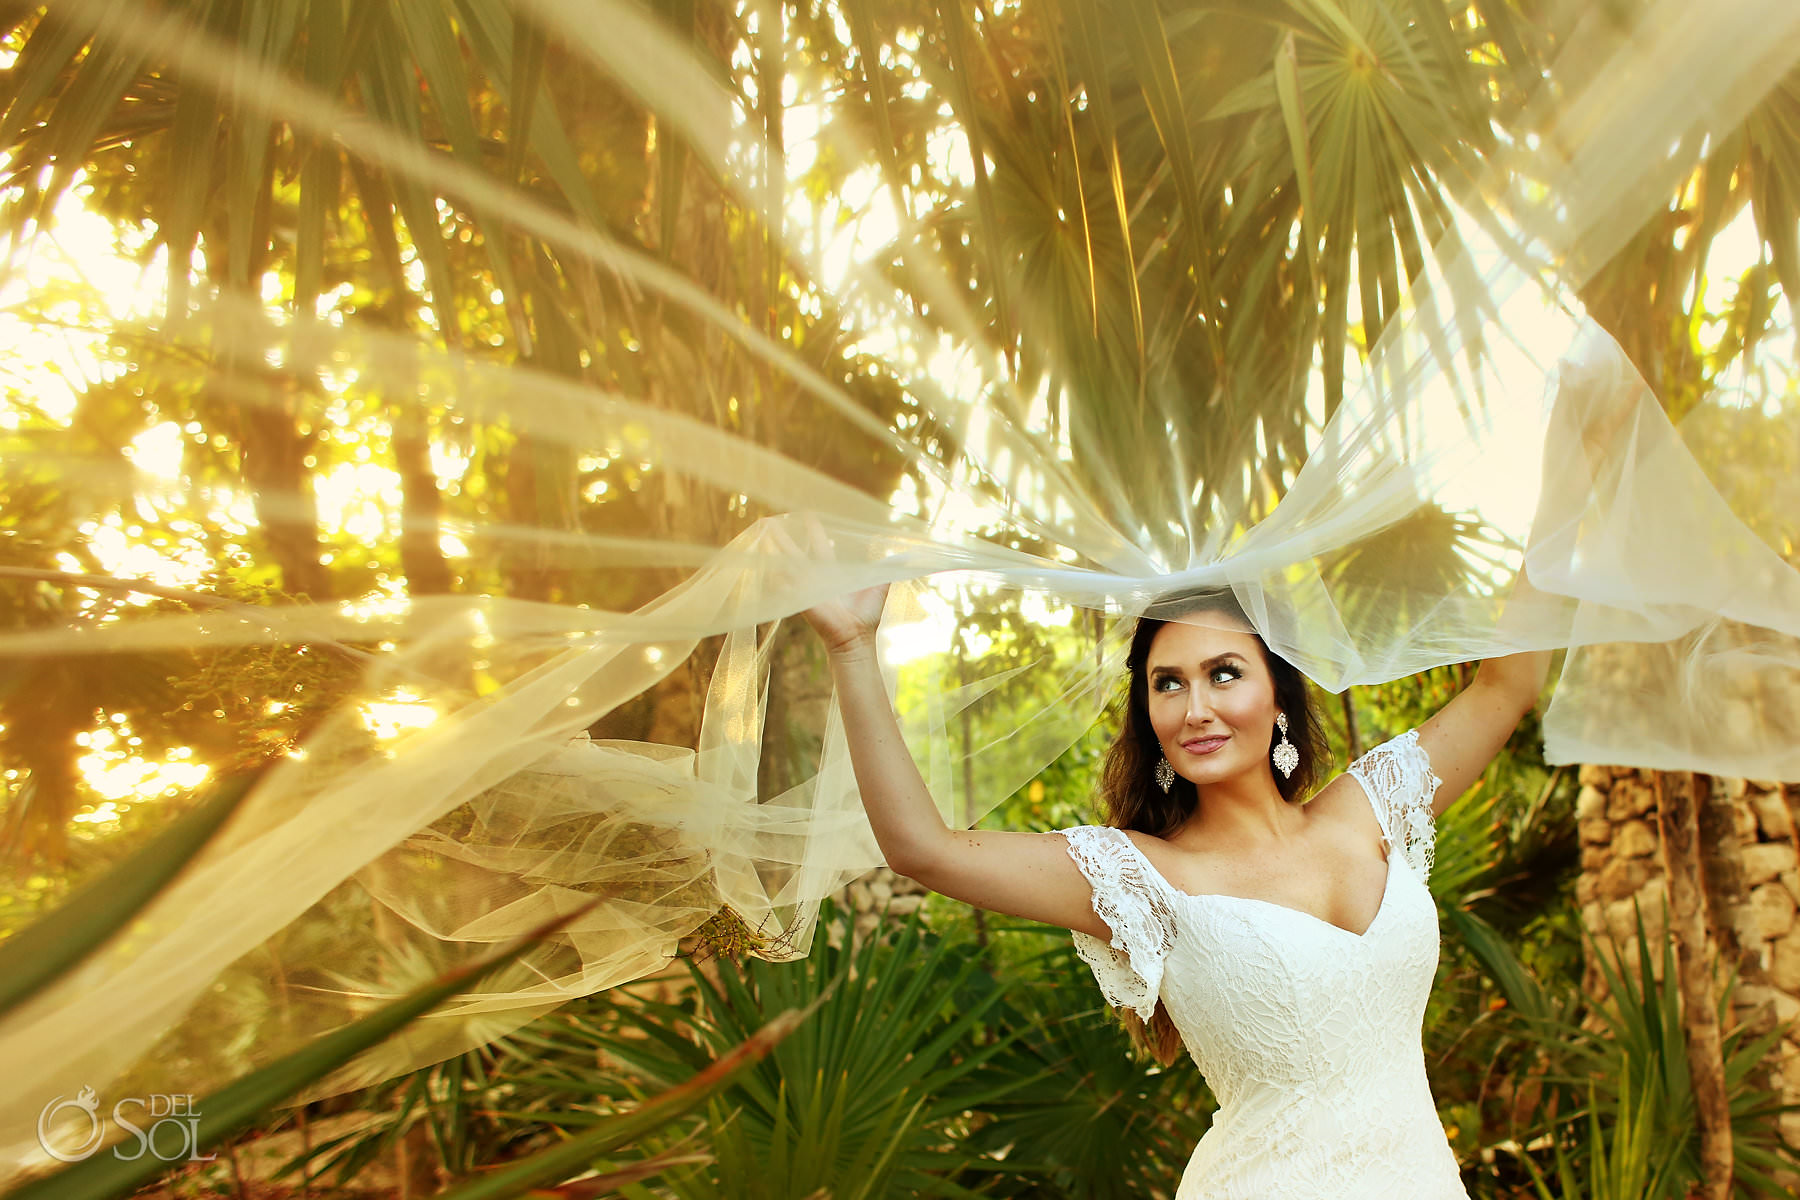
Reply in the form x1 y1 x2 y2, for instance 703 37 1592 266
1576 765 1800 1152
829 865 930 942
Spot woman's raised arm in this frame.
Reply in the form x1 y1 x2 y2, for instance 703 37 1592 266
804 586 1110 939
1412 640 1554 817
1409 568 1561 814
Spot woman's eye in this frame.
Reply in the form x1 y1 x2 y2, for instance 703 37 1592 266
1153 676 1183 692
1209 666 1242 685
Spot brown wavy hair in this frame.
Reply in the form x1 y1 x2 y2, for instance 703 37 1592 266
1097 587 1328 1064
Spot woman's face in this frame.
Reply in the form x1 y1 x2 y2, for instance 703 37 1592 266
1143 614 1280 790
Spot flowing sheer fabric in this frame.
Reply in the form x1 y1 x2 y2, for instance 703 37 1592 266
5 0 1800 1175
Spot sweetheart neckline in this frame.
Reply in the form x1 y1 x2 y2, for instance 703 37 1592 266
1120 836 1401 941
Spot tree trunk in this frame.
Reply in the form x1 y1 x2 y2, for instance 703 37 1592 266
1696 775 1774 1039
212 135 330 600
0 663 88 866
499 343 580 604
237 375 330 600
500 431 553 602
1654 769 1733 1199
393 403 452 596
758 621 829 801
364 303 452 598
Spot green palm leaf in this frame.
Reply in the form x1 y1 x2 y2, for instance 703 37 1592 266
0 772 257 1019
13 900 615 1200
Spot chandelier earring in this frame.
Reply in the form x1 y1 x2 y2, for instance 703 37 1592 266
1272 712 1300 779
1154 753 1176 793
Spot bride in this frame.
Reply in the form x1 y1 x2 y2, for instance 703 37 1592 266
802 579 1549 1198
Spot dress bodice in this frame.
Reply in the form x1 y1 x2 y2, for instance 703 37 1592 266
1059 730 1470 1200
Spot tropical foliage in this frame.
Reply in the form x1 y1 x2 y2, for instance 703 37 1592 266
2 0 1798 1197
276 904 1215 1199
1508 917 1800 1199
1 770 806 1200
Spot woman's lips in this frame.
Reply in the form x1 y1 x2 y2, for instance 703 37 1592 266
1182 735 1229 755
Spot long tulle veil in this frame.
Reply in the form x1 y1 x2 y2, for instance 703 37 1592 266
3 0 1800 1173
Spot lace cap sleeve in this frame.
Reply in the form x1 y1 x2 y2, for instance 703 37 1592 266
1347 728 1443 880
1057 825 1178 1021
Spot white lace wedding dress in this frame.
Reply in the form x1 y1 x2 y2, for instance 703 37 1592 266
1060 730 1469 1199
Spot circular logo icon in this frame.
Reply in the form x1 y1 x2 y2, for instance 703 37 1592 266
38 1086 105 1163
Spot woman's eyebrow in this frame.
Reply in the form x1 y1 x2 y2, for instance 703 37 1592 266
1149 652 1246 675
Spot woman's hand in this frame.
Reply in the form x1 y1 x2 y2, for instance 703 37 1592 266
766 515 892 657
801 583 891 658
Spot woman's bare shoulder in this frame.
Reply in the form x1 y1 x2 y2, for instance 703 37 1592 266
1299 769 1383 835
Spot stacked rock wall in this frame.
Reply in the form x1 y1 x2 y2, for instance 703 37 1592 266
829 865 930 942
1576 767 1800 1152
1575 765 1669 966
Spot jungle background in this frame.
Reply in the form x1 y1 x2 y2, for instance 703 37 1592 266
1 0 1799 1198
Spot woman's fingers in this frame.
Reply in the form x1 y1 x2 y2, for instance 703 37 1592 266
801 512 834 558
764 519 804 558
762 514 893 648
